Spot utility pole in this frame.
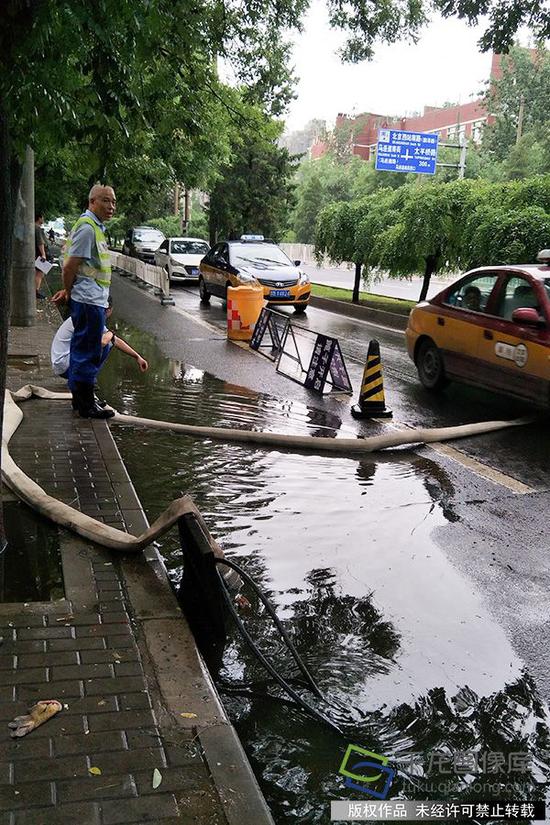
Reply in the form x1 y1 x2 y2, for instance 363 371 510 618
10 146 36 327
182 188 190 235
516 96 525 144
458 134 467 179
173 182 180 216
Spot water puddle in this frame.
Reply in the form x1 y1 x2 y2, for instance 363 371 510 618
1 501 64 602
99 319 549 822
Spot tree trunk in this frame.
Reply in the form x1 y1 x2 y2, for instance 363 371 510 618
352 260 361 304
10 146 35 327
0 100 23 544
419 254 438 302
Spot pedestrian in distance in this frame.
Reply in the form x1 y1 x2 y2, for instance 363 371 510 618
51 295 148 407
51 184 117 419
47 227 55 245
35 212 47 299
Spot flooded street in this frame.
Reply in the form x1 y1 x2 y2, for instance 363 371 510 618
98 317 549 822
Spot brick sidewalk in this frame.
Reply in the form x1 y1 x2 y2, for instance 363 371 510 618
3 304 272 825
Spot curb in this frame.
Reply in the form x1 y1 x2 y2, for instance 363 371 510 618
309 295 410 331
92 423 275 824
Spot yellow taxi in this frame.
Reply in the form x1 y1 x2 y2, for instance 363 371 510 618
198 235 311 313
406 251 550 406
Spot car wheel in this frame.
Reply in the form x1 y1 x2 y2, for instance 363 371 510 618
416 339 448 391
199 277 210 304
293 305 307 315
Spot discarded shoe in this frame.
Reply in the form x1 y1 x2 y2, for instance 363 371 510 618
9 700 62 738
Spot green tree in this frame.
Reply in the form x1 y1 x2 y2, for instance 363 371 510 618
208 117 298 243
483 46 550 162
463 206 550 269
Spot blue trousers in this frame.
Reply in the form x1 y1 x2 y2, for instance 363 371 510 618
68 299 106 390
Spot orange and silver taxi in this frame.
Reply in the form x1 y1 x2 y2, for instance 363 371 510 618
406 251 550 406
198 235 311 313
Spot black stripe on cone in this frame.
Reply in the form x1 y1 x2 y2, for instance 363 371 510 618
351 339 393 419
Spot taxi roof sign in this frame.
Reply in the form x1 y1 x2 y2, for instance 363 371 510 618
240 234 264 242
537 249 550 264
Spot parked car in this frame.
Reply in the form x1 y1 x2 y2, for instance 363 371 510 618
154 237 210 282
198 235 310 313
122 227 166 262
405 250 550 406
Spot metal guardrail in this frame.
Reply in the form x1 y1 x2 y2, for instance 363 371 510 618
110 251 175 306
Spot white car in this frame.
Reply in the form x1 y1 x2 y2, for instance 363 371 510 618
154 237 210 282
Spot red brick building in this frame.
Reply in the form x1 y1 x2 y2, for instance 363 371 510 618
310 53 512 161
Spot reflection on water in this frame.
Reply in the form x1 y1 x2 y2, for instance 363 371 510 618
100 319 550 823
2 501 64 602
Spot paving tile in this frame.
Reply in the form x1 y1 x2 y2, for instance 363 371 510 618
17 627 73 640
0 737 51 761
18 652 78 668
13 801 100 825
60 695 118 716
53 729 125 757
87 709 156 732
100 792 179 824
0 667 47 685
47 637 106 652
80 649 138 666
51 663 113 681
84 676 146 696
14 754 89 783
88 747 167 775
17 680 82 701
56 773 136 803
118 693 152 711
0 780 53 810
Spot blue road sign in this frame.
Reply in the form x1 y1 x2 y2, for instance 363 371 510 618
375 129 439 175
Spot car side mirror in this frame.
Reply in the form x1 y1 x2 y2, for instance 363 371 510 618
512 307 545 326
294 259 301 266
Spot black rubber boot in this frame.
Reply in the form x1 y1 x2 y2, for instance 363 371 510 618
75 382 114 419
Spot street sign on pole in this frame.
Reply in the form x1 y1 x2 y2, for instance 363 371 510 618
375 129 439 175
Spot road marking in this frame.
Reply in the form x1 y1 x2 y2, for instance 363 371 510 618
426 442 533 494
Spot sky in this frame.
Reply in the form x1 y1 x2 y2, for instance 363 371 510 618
284 1 494 133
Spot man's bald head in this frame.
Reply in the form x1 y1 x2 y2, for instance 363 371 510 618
88 185 116 222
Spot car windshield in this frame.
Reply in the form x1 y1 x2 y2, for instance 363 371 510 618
171 241 209 255
231 243 292 270
135 230 164 242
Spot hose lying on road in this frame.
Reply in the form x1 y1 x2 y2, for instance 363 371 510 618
2 388 225 554
3 384 535 551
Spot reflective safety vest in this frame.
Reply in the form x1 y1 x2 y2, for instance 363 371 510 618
66 216 111 287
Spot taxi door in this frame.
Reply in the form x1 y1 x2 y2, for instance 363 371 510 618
201 243 229 298
435 272 500 382
476 273 550 404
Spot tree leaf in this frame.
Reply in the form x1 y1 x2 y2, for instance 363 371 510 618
89 767 102 776
152 768 162 789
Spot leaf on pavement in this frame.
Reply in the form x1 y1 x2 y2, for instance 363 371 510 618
152 768 162 789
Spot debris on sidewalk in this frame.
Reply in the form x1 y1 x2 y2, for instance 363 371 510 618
8 699 62 738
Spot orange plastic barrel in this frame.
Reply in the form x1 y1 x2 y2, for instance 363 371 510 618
227 285 265 341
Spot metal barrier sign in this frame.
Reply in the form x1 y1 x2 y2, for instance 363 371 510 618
250 307 289 361
276 322 352 395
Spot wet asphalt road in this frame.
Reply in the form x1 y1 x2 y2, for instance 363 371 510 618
110 274 550 706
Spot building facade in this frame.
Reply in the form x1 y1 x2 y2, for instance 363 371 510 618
309 53 513 161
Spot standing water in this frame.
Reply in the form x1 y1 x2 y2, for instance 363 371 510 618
99 319 549 823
